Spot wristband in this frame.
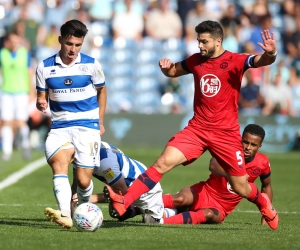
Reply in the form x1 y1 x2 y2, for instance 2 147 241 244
266 51 277 57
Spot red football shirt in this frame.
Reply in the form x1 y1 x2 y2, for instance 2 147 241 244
183 51 254 131
204 152 270 215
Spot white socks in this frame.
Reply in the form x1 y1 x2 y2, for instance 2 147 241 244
19 125 30 149
77 179 94 205
53 175 71 217
1 125 13 157
164 208 177 217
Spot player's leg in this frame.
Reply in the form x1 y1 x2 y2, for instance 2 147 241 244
75 167 94 204
104 145 187 216
72 127 100 205
104 127 205 217
0 120 14 160
161 208 221 225
227 174 278 230
44 129 74 229
134 182 165 223
15 120 31 159
14 94 31 160
0 93 14 160
45 147 75 229
210 130 278 230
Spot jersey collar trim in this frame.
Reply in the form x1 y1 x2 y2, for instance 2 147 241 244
55 53 81 67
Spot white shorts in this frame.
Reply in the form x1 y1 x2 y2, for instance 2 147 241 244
0 93 29 121
133 183 164 219
45 127 101 168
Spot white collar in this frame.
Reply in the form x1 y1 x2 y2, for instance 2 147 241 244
55 52 81 67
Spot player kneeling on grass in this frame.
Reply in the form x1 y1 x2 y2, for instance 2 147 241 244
71 141 175 222
154 124 278 229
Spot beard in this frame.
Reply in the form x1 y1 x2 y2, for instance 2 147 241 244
201 47 216 58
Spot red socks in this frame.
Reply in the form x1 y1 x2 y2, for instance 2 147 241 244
163 210 206 224
124 166 162 208
162 194 175 208
247 182 267 210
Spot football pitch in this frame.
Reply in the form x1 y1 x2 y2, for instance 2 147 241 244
0 147 299 250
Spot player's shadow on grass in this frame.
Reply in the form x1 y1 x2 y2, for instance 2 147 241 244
0 218 58 229
100 219 249 231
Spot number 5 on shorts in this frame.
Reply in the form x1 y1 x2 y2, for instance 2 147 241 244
236 151 243 165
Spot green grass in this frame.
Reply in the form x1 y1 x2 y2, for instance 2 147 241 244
0 148 299 250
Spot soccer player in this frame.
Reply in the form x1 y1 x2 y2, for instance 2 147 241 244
151 124 277 229
36 20 107 229
0 32 34 161
71 141 169 222
104 20 279 230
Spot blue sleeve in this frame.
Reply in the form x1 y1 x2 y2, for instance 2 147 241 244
27 52 31 68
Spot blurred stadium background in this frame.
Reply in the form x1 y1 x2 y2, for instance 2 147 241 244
0 0 300 156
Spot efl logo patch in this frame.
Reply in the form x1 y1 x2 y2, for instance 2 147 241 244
200 74 221 97
104 168 114 178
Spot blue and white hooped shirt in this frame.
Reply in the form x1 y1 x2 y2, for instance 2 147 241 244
92 141 147 187
36 53 105 130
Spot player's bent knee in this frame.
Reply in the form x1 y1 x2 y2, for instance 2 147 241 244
231 184 248 198
227 175 249 198
173 195 188 206
204 209 221 224
76 178 91 189
154 156 176 174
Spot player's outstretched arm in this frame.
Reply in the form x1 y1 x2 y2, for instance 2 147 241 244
253 30 277 67
97 85 107 136
260 175 273 225
158 58 188 77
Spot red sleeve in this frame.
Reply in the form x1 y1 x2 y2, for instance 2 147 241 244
260 155 271 179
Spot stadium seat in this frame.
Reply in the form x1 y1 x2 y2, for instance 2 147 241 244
90 21 111 37
110 62 134 77
162 38 185 52
134 77 160 93
35 46 56 62
113 38 137 50
110 49 136 64
133 92 161 114
109 77 135 92
108 91 134 113
138 36 162 50
134 63 160 78
136 49 159 64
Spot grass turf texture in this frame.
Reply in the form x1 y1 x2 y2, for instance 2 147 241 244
0 148 299 250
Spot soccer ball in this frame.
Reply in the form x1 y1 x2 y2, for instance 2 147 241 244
72 203 103 232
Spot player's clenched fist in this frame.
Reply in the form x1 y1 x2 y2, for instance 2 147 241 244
158 58 175 69
36 99 48 113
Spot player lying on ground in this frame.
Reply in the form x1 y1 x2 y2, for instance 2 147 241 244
148 124 277 228
71 141 175 222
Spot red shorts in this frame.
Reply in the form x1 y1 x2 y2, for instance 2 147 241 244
166 125 246 176
189 182 226 223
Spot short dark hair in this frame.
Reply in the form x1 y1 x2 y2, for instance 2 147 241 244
243 124 265 142
195 20 223 40
60 19 88 38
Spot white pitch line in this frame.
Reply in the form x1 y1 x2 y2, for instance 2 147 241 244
234 209 300 215
0 157 47 191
